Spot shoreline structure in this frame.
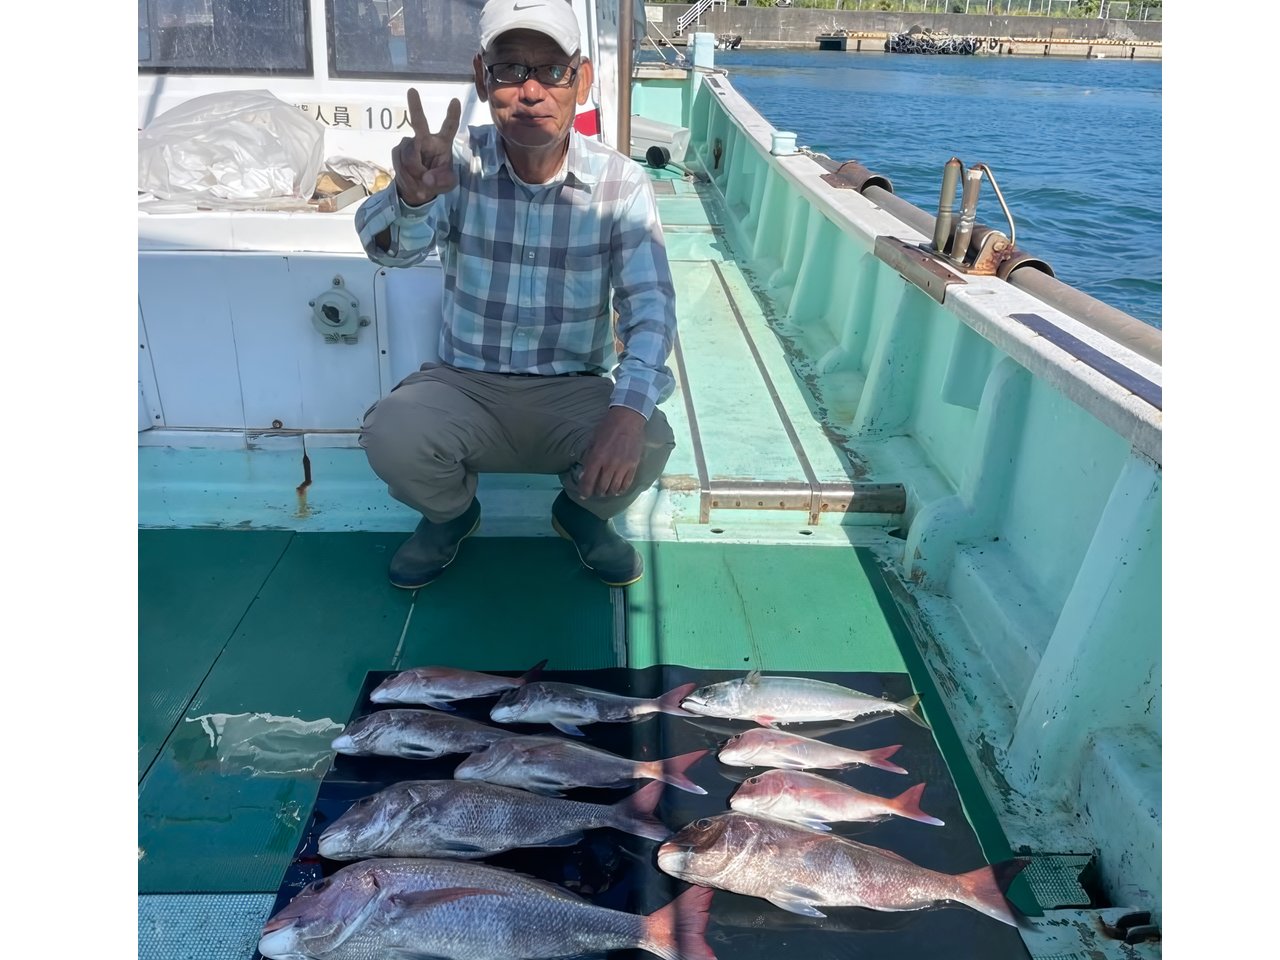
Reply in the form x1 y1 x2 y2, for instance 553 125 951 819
645 7 1163 58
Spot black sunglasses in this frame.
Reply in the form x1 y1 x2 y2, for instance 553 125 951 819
485 62 579 87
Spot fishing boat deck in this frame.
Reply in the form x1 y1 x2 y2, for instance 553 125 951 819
138 167 1102 960
138 529 1017 955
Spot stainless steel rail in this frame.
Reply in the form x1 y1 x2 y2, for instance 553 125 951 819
617 0 635 155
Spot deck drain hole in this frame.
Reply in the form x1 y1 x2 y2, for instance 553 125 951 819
798 529 814 536
710 527 725 534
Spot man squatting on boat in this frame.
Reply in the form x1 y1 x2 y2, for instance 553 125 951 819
355 0 678 589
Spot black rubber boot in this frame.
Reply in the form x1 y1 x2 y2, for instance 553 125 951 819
388 498 481 589
551 491 644 587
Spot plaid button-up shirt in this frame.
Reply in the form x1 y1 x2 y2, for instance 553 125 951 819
355 125 677 420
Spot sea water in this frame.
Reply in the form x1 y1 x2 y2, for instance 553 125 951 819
689 49 1163 328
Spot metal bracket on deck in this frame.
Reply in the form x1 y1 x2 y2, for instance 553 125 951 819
309 275 370 344
819 160 894 195
874 236 967 304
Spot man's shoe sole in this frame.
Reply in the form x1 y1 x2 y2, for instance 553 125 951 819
389 511 482 590
552 516 644 588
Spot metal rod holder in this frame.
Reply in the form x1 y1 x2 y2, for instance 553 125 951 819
950 167 984 265
933 157 962 254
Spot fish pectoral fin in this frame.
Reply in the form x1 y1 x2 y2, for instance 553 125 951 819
794 818 832 832
424 701 456 712
540 831 584 848
550 720 585 736
432 840 492 855
384 950 454 960
385 887 503 918
525 777 568 796
768 889 828 918
397 743 444 760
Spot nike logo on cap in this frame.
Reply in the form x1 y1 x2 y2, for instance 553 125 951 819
512 2 545 8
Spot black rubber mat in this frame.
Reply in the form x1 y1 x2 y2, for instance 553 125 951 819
253 666 1031 960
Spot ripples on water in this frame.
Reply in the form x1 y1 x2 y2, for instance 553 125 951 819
680 50 1162 328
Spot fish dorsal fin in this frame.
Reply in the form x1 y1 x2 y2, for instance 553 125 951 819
744 670 762 685
519 659 549 684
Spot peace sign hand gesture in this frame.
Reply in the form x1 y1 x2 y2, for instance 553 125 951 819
392 88 462 208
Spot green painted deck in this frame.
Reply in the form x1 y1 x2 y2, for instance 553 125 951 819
138 529 1017 897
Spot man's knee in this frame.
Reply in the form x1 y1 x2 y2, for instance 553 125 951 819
360 387 465 483
645 408 677 456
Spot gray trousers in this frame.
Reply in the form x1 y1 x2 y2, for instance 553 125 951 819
360 364 676 524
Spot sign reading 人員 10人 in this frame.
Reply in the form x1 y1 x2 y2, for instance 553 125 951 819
294 103 415 131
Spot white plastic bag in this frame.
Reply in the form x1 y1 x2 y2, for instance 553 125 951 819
138 89 324 207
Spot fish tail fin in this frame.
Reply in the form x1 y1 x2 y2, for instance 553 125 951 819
863 744 908 774
641 884 717 960
895 694 931 728
890 783 945 826
955 858 1031 927
647 749 709 795
611 780 671 841
518 658 549 685
656 682 699 716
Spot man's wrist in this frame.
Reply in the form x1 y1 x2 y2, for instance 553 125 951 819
607 403 648 426
394 182 437 219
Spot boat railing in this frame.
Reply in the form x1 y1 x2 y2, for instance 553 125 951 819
677 0 722 35
641 18 691 66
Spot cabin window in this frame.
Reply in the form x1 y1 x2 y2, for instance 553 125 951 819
327 0 484 79
138 0 312 75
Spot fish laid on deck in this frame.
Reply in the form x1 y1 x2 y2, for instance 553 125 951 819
317 778 669 859
729 769 944 829
454 734 708 795
330 708 518 759
657 812 1026 926
682 672 929 728
257 857 717 960
369 659 547 709
490 680 697 735
718 727 907 773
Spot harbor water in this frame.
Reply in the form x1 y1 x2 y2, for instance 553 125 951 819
669 49 1163 329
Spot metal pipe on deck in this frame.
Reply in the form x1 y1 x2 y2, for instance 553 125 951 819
805 153 1162 365
933 157 962 254
949 166 984 266
617 0 635 155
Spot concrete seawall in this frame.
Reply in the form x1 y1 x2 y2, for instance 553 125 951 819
644 8 1163 58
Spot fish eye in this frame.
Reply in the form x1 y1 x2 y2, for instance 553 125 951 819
309 878 330 893
694 818 712 828
746 776 760 784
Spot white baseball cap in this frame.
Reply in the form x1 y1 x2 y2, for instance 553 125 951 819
479 0 582 56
